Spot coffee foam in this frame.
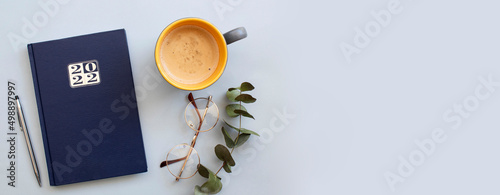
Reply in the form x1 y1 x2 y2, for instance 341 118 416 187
160 25 219 85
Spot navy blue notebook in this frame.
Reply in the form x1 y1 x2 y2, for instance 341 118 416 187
27 29 147 186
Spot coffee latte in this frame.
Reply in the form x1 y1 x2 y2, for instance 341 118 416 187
159 25 219 85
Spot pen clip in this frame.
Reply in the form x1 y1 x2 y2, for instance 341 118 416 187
15 96 25 132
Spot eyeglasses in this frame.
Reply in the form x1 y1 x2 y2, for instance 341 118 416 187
160 94 219 180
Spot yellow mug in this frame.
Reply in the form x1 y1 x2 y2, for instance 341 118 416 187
155 18 247 90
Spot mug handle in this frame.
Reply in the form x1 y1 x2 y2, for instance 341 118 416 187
223 27 247 45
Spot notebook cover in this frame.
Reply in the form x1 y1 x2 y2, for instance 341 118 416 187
27 29 147 186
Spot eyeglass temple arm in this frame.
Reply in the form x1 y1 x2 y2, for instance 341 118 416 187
189 93 203 126
160 156 188 167
175 96 212 181
159 96 210 168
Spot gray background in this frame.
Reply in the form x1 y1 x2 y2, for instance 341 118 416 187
1 0 500 194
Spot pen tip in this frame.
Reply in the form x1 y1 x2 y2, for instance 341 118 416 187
15 95 19 99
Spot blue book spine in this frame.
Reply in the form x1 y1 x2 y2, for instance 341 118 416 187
27 44 56 185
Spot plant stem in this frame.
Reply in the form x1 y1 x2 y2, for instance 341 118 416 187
216 94 243 176
231 101 242 153
215 162 225 175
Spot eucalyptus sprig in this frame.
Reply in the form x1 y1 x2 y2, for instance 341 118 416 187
194 82 259 195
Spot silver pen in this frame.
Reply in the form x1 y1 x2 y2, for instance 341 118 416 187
15 96 41 187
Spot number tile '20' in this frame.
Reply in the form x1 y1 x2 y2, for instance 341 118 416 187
68 60 101 88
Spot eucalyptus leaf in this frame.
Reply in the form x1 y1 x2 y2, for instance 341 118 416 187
234 109 255 119
224 120 260 136
197 164 210 179
226 89 240 102
195 186 208 195
223 120 239 131
235 94 256 103
223 163 232 173
239 82 255 92
234 133 251 147
198 164 221 180
215 144 235 166
238 128 259 136
225 104 246 118
200 171 222 194
221 127 235 148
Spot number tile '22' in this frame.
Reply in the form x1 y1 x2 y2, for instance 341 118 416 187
67 60 101 88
